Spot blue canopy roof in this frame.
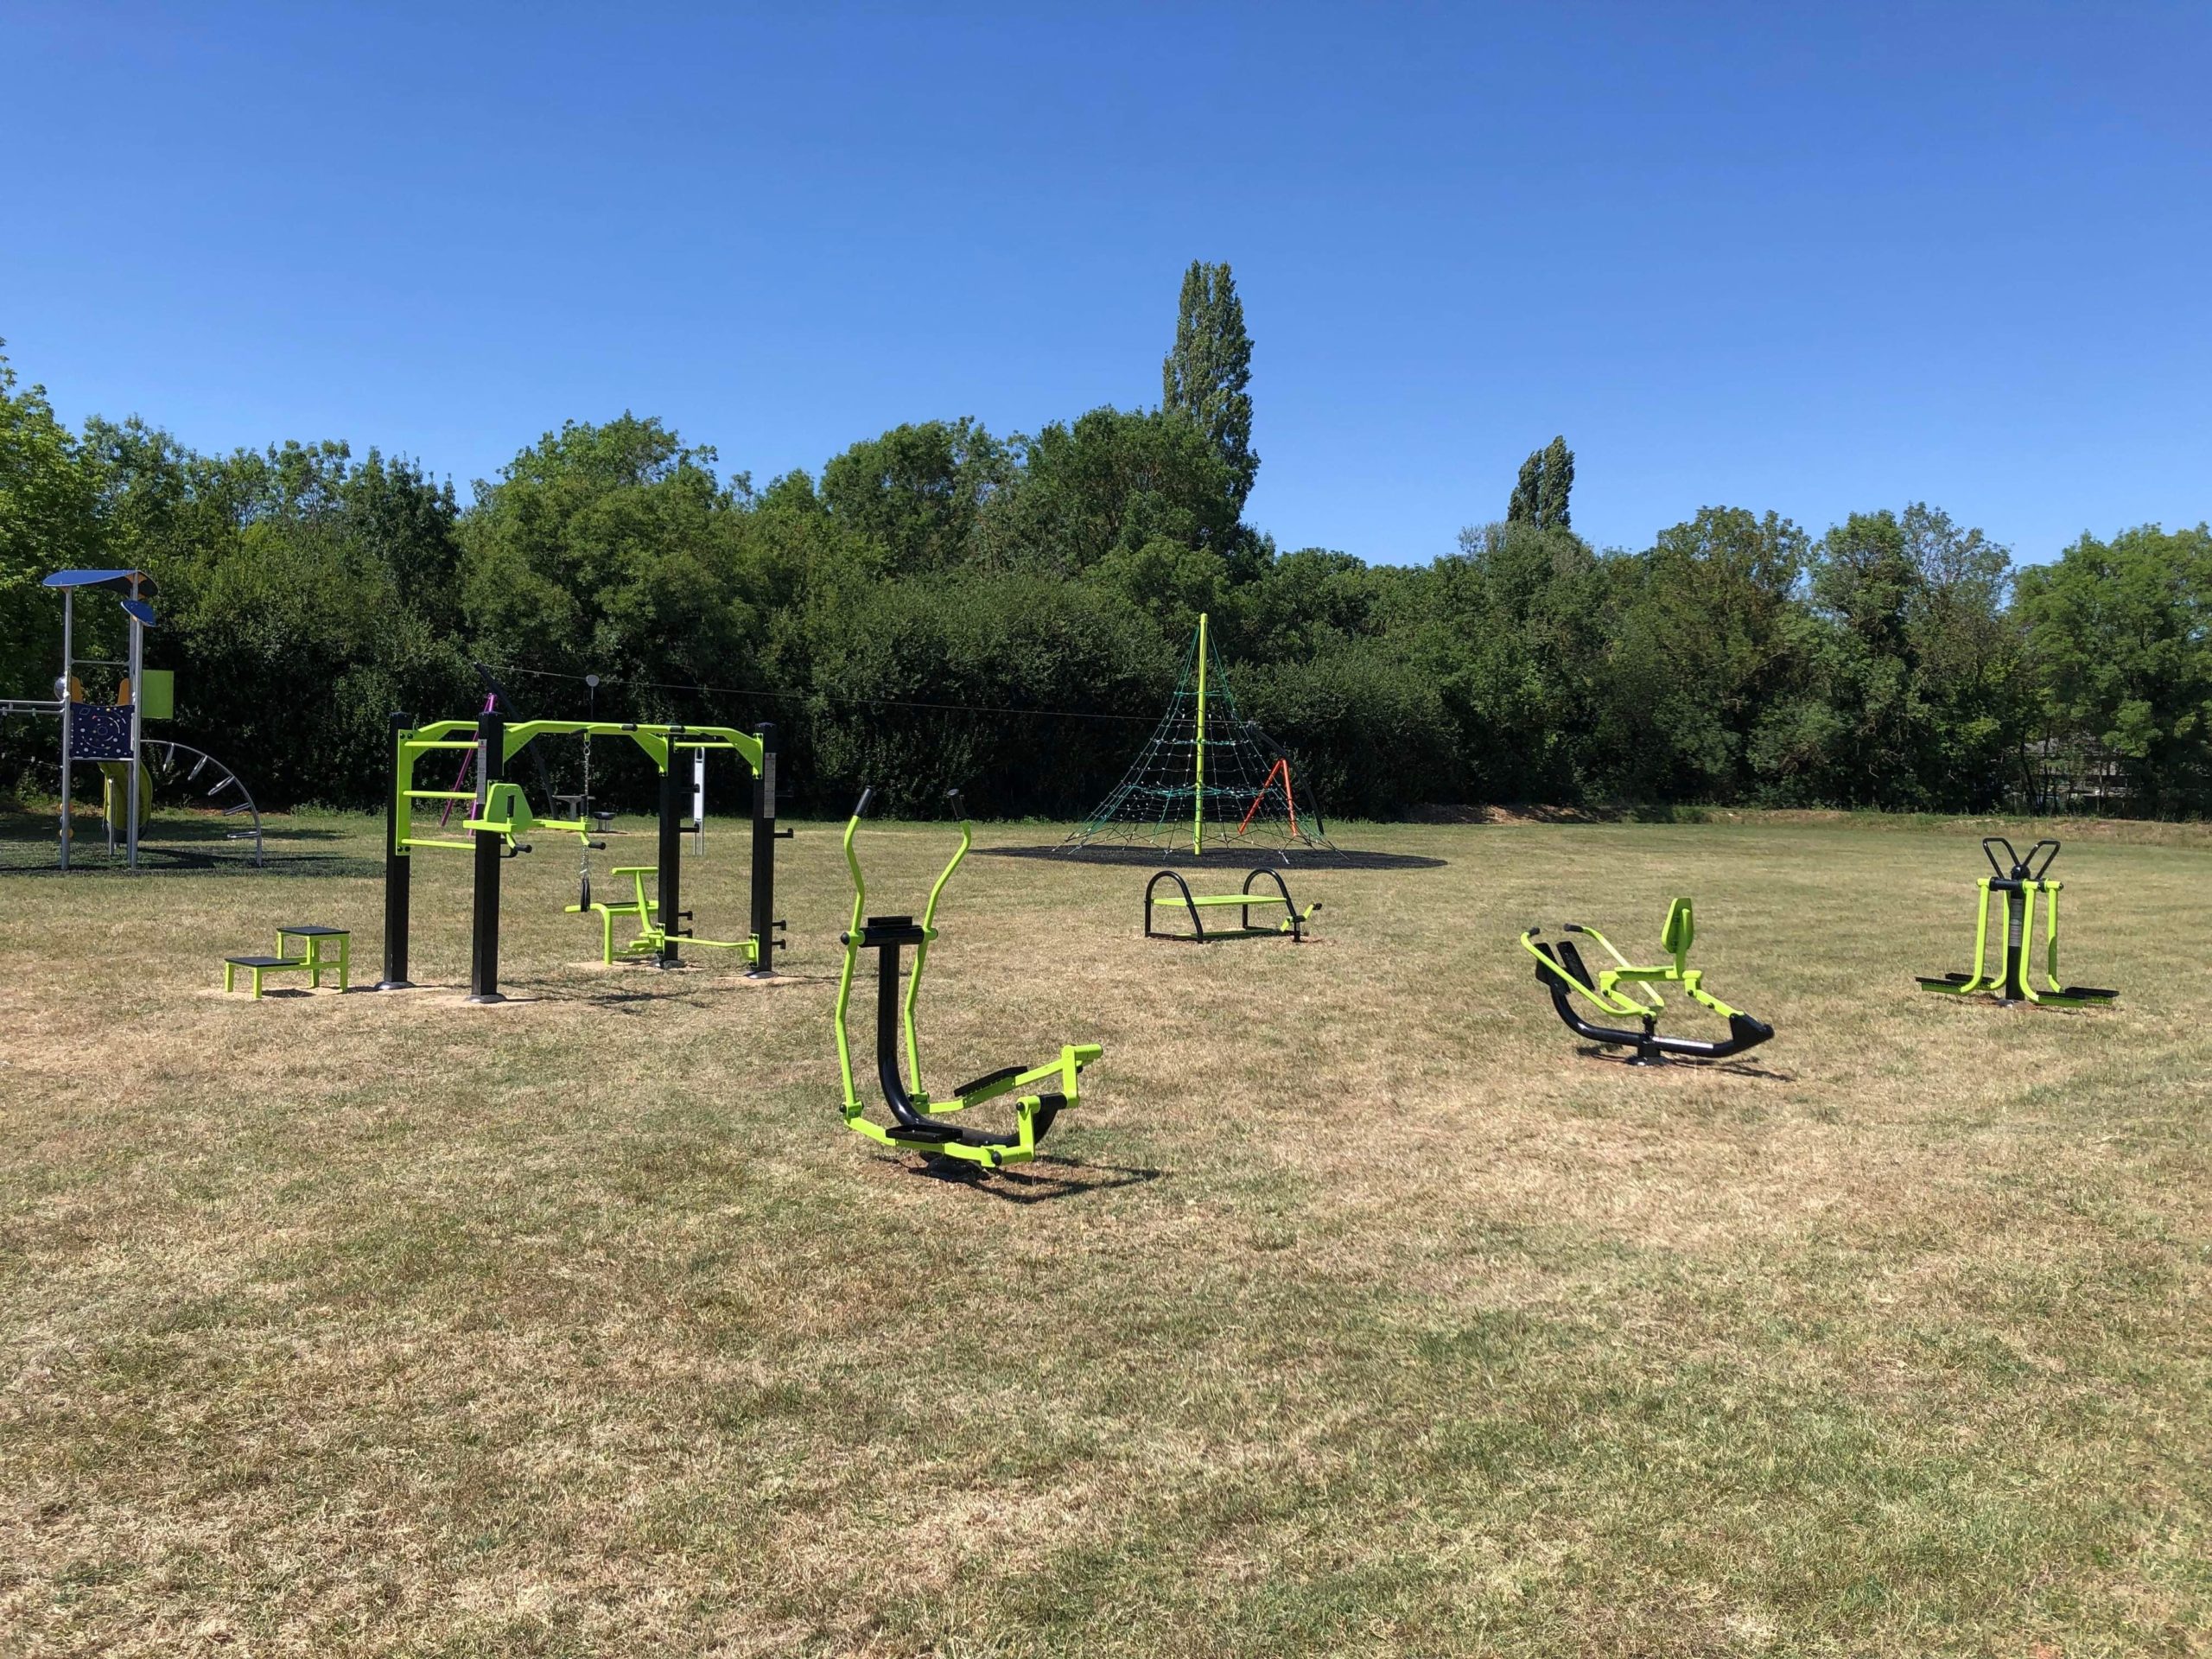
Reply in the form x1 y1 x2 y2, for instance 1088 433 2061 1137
43 569 159 595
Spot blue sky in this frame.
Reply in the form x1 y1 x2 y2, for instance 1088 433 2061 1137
3 2 2205 564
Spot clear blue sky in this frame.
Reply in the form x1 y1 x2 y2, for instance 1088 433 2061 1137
3 2 2205 564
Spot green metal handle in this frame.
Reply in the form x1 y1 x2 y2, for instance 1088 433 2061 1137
832 789 875 1116
905 793 974 1099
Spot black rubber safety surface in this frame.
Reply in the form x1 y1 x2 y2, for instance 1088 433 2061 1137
982 843 1446 872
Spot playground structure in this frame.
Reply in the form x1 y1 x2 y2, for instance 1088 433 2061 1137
1522 899 1775 1065
836 788 1102 1168
0 569 263 869
378 709 788 1003
1144 867 1320 942
1916 839 2118 1008
1063 613 1332 858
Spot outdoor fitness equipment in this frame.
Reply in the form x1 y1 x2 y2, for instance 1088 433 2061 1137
547 671 610 910
1916 839 2118 1007
1144 867 1320 942
222 925 351 999
0 569 263 869
378 709 788 1002
570 863 759 964
1522 899 1775 1065
835 788 1102 1168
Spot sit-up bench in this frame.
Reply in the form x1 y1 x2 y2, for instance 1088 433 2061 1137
1145 868 1320 943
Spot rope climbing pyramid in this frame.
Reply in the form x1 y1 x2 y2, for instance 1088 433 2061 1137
1061 613 1332 857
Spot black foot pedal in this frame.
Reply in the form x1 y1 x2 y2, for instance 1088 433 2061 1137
885 1122 963 1145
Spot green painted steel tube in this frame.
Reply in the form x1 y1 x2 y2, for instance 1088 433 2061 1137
2041 880 2063 993
1193 611 1207 856
833 802 869 1115
904 812 974 1101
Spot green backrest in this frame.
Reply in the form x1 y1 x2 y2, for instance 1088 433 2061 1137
1660 897 1694 957
474 780 536 838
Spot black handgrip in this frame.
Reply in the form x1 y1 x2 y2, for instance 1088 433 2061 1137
2026 839 2062 880
852 785 875 819
945 787 967 817
1982 837 2018 878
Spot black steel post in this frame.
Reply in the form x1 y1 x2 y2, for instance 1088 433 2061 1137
877 938 905 1099
467 710 505 1004
2000 882 2028 1003
377 710 415 989
658 734 684 969
747 721 779 978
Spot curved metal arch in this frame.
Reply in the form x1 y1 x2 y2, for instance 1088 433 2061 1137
137 739 264 867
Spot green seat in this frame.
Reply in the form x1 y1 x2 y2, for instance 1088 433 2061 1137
567 865 660 962
1660 897 1694 957
568 865 753 965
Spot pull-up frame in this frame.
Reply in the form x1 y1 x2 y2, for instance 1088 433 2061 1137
376 709 787 1002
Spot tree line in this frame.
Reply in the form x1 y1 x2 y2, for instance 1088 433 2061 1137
3 264 2208 821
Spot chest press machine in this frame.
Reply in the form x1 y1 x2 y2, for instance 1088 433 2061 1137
835 788 1103 1168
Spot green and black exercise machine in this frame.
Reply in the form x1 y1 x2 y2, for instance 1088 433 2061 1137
835 787 1102 1168
1144 867 1320 942
1916 838 2117 1008
462 783 747 965
1522 899 1774 1065
378 709 788 1002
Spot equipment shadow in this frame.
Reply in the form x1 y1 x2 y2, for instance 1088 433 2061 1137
1573 1045 1796 1081
912 1156 1165 1205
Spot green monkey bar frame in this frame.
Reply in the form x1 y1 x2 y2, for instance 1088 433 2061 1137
378 709 788 1002
834 787 1102 1169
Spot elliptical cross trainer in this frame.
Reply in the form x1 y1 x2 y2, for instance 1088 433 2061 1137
834 788 1103 1168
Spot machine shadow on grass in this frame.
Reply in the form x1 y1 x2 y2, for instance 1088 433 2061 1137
1570 1044 1797 1082
908 1154 1165 1205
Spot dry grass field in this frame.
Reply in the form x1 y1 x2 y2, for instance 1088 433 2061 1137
2 809 2207 1657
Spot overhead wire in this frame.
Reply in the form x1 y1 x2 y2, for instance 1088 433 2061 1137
476 659 1160 726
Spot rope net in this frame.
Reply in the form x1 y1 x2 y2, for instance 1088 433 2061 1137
1061 616 1332 855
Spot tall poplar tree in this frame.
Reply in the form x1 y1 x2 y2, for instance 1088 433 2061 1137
1507 450 1543 524
1536 435 1574 531
1506 435 1574 531
1161 261 1258 516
